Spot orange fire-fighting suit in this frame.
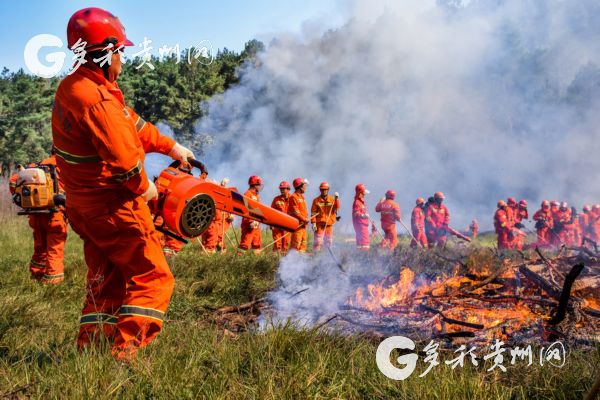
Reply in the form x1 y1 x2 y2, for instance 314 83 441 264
375 199 401 251
579 211 593 247
425 203 450 247
411 205 428 248
154 215 185 257
202 208 224 253
352 197 370 250
52 66 176 358
533 208 553 247
592 207 600 244
271 194 290 253
494 207 511 249
552 208 571 246
512 207 528 250
239 189 262 253
311 195 340 252
469 220 479 238
288 191 309 252
13 155 68 283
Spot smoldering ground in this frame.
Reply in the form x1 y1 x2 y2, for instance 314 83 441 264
191 0 600 230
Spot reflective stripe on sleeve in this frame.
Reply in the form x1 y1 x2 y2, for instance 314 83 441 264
135 116 146 132
112 160 143 182
53 146 101 164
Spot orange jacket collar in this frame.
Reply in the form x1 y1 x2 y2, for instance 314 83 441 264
77 66 126 106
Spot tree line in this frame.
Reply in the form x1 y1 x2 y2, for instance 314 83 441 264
0 39 264 173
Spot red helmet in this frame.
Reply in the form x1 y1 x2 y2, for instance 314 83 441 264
355 184 369 195
497 200 507 208
550 200 559 207
593 204 600 210
583 204 591 212
293 177 308 189
385 190 396 199
248 175 263 186
507 197 517 206
279 181 291 190
541 200 550 207
67 8 134 51
434 191 445 200
416 197 425 205
319 182 330 190
519 199 528 207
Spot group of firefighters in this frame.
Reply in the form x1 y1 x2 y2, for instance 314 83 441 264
494 197 600 251
155 178 455 257
7 7 599 361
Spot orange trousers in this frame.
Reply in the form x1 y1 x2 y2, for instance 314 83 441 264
380 224 398 251
411 228 428 248
67 194 174 360
313 224 333 252
353 221 370 250
202 220 223 252
28 212 67 283
162 235 185 257
290 227 308 252
272 228 290 253
239 224 261 252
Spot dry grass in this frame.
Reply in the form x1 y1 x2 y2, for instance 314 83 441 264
0 190 598 399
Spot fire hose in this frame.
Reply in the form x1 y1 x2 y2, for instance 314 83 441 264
444 226 472 243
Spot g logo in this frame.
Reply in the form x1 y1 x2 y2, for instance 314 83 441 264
24 34 66 78
376 336 418 380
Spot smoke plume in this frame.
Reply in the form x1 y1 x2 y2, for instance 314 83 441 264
195 0 600 230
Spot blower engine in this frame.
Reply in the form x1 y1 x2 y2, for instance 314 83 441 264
13 163 65 215
149 159 300 243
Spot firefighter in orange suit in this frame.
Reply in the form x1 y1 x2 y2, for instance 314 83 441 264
288 178 309 252
425 192 450 248
469 219 479 238
533 200 553 247
375 190 401 251
52 7 195 360
411 197 428 248
238 175 263 254
310 182 340 252
271 181 291 253
352 184 371 251
494 200 511 249
218 178 234 252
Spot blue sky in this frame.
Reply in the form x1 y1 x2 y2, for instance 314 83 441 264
1 0 345 72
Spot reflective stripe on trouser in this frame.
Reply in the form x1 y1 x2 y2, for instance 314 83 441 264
290 228 308 252
68 195 174 356
353 221 370 249
380 225 398 250
313 224 333 251
28 213 67 282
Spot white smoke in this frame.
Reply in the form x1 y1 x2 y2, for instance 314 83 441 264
195 0 600 230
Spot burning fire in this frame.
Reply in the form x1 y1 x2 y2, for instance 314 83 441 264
347 266 542 338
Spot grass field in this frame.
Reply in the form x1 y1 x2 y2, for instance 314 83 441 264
0 195 598 399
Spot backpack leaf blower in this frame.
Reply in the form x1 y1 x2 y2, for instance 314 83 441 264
149 158 300 243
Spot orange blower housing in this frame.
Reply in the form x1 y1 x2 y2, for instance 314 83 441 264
149 160 300 242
